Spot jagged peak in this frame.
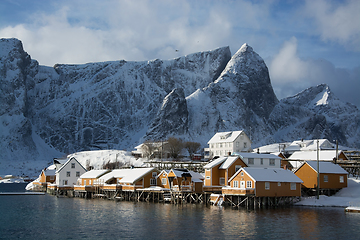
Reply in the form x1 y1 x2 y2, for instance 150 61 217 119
0 38 25 58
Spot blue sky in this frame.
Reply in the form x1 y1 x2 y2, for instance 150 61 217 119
1 0 359 108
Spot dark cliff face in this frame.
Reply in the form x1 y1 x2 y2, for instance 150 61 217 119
145 88 189 140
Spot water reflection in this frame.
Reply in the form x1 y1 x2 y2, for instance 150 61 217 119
1 194 359 240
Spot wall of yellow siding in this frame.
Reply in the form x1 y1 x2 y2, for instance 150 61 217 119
255 182 301 197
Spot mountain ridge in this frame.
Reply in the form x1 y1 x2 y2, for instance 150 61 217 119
0 38 359 175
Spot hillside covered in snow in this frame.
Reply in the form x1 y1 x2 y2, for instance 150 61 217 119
1 38 359 176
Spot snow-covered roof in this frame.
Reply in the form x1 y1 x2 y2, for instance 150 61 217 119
55 157 86 173
169 169 204 182
99 168 156 184
219 156 243 169
253 143 291 153
207 130 246 144
79 169 110 179
119 168 156 183
288 150 344 161
43 169 56 176
230 167 303 183
234 152 281 159
285 139 335 152
301 161 348 174
203 157 227 169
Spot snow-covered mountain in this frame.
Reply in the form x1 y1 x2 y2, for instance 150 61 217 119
1 38 359 175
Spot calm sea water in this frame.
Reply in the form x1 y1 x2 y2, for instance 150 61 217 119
1 183 359 240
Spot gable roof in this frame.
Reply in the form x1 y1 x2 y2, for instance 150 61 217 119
207 130 246 144
79 169 110 179
288 150 346 161
219 156 246 169
234 152 281 160
99 168 156 184
230 167 303 183
203 157 228 169
56 157 87 173
296 161 348 174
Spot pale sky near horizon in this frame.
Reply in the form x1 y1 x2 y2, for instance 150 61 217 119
1 0 359 108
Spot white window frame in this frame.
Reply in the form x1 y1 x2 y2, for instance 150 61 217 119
291 182 296 190
71 163 75 168
278 182 281 186
63 180 68 185
269 159 275 166
265 182 270 190
248 158 254 165
162 178 167 185
246 181 252 188
260 158 263 165
66 171 70 177
233 181 239 188
340 176 344 183
76 171 80 177
150 178 156 185
152 172 157 178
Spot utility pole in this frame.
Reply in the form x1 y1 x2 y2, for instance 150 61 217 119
317 139 320 199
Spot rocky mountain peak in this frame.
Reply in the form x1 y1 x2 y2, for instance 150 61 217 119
145 88 188 140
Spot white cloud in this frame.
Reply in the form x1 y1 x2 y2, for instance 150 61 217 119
269 37 308 82
269 37 360 109
303 0 360 51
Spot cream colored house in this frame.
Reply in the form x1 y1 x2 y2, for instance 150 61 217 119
204 130 252 159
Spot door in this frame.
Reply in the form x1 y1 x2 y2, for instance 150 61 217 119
240 181 245 189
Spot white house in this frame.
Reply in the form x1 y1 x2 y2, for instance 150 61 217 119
55 157 87 187
205 130 252 159
233 152 282 168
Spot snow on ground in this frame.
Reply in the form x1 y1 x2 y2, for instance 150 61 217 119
67 150 145 170
295 176 360 208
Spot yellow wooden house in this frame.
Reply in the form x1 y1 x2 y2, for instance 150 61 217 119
203 156 247 192
294 161 348 190
223 167 303 197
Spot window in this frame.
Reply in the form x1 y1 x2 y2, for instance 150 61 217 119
265 182 270 190
206 176 210 179
269 159 275 166
89 180 92 185
340 176 344 183
236 142 239 148
84 180 86 185
260 158 263 165
291 183 296 190
71 163 75 168
246 181 252 188
244 142 247 148
241 172 244 176
76 172 80 177
219 177 225 186
152 172 157 178
233 181 239 188
50 176 54 180
162 178 167 185
163 173 167 176
248 158 254 165
150 178 157 185
220 143 223 148
63 180 68 185
66 171 70 177
324 175 328 182
235 165 242 172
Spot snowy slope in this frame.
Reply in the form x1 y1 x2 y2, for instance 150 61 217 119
1 38 359 176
